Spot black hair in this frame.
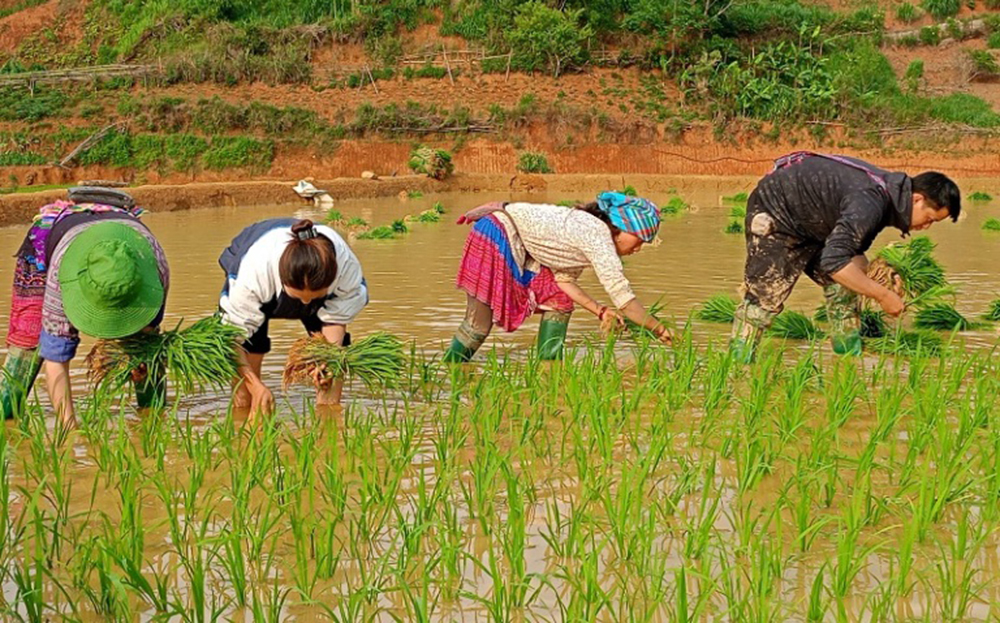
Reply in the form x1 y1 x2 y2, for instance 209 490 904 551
574 201 620 234
279 219 338 290
912 172 961 222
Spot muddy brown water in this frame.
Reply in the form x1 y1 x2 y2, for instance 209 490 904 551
0 177 998 410
3 177 1000 620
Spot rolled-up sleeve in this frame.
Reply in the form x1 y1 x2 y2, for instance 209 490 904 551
39 330 79 363
818 189 886 276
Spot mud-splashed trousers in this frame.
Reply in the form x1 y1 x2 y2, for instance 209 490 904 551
731 194 862 361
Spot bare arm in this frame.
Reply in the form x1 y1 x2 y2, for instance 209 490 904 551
557 282 671 342
44 360 75 427
235 348 274 416
316 324 347 406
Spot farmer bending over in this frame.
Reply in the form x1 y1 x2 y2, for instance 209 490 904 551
445 192 671 363
731 152 960 362
219 218 367 415
0 187 170 429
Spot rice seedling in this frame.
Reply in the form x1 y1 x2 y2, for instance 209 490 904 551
859 309 887 338
723 192 749 203
414 209 441 223
87 316 243 395
356 225 396 240
660 196 688 215
325 208 343 223
866 329 943 356
769 310 824 340
284 332 405 391
876 236 947 296
728 205 746 218
724 220 743 234
969 191 993 201
984 298 1000 321
914 303 978 331
407 190 424 199
391 218 409 233
696 293 737 323
982 217 1000 231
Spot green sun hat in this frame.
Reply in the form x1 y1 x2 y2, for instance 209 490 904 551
58 222 164 338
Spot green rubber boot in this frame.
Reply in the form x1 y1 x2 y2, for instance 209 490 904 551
824 284 863 357
729 301 776 364
444 320 489 363
0 346 41 420
537 311 571 361
444 337 477 363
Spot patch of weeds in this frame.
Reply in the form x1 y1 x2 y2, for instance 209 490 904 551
517 151 552 173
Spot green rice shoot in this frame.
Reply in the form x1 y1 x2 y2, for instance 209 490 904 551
769 311 824 340
661 196 688 215
356 226 396 240
969 191 993 201
985 298 1000 321
725 220 744 234
87 316 243 394
865 329 943 357
982 218 1000 231
284 333 406 391
914 303 978 331
876 236 947 297
696 294 738 323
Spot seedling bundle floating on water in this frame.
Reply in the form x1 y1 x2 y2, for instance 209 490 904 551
769 311 824 340
284 332 406 391
866 329 943 357
87 316 243 394
696 294 738 323
914 303 980 331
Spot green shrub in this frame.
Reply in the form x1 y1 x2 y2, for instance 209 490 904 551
895 2 922 22
919 25 941 45
0 151 47 166
0 87 67 122
202 137 274 171
905 60 925 92
989 32 1000 49
507 1 593 76
922 0 960 19
403 64 449 80
969 50 1000 80
517 151 552 173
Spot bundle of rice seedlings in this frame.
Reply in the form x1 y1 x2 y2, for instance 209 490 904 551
326 209 343 223
984 299 1000 321
982 218 1000 231
813 305 828 322
625 301 667 339
284 333 406 391
769 311 824 340
866 330 943 357
346 216 369 228
723 192 749 203
725 220 744 234
860 309 888 338
969 191 993 201
876 236 947 296
661 196 689 215
622 185 638 196
914 303 978 331
87 316 243 394
432 202 446 215
357 226 396 240
729 205 747 218
391 219 409 233
697 294 738 323
414 210 441 223
556 199 583 207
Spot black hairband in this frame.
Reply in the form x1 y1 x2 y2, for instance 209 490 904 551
296 227 317 240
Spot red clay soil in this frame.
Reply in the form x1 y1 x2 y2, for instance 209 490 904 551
0 0 84 54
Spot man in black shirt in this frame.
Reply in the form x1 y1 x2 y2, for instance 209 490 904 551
730 152 961 362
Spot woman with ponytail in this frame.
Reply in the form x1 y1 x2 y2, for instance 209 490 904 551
218 218 367 415
445 192 672 362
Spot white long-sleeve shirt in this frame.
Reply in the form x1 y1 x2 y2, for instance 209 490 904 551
220 224 367 337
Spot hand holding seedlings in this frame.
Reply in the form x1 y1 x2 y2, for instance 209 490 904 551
879 290 906 317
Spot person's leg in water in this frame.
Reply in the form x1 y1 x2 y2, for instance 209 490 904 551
0 346 41 420
731 202 818 363
536 309 572 360
234 319 269 407
444 295 493 362
807 255 866 357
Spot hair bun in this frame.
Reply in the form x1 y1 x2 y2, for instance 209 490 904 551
291 219 317 240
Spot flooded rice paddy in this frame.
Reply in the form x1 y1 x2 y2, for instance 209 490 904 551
1 178 1000 620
